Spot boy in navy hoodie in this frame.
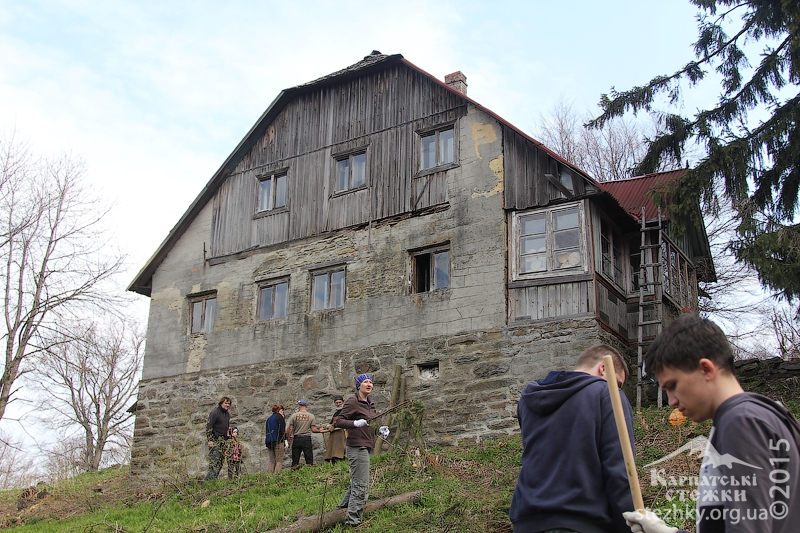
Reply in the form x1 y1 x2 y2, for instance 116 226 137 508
510 344 635 533
624 314 800 533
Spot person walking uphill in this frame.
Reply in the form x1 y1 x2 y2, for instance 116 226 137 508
204 396 232 481
285 400 322 467
265 404 288 473
334 374 377 528
509 344 635 533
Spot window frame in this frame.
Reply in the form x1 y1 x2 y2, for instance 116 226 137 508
189 292 217 335
257 278 289 321
332 149 368 195
310 267 346 312
410 244 451 294
255 169 289 216
417 123 457 175
599 217 626 290
510 202 587 281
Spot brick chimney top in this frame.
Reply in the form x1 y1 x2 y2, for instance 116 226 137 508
444 71 467 95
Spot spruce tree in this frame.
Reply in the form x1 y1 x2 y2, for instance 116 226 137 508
590 0 800 306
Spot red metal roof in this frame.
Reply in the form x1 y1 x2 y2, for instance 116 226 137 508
597 170 685 222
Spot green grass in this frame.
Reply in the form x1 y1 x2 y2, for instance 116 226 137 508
4 401 798 532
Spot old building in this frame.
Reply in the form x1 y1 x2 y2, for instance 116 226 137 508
128 52 714 478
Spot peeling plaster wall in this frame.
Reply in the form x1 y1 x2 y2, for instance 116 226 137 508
132 106 610 481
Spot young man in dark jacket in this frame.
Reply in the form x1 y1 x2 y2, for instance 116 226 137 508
624 315 800 533
204 396 232 481
334 374 377 527
509 344 634 533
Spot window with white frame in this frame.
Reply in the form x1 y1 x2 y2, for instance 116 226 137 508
258 172 287 212
411 245 450 293
258 280 288 320
513 204 584 278
334 152 366 192
311 269 345 311
600 219 625 288
420 126 455 171
190 294 217 334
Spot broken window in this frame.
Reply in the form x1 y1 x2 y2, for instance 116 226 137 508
334 151 367 192
258 172 287 212
600 219 625 288
311 269 346 311
258 280 288 320
420 126 455 171
411 245 450 293
190 294 217 334
512 203 585 279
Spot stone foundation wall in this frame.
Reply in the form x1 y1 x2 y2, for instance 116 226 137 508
131 317 619 482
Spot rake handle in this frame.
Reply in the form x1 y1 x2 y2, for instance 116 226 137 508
603 355 645 512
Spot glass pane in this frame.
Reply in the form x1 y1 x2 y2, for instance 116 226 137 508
553 207 579 230
352 153 366 187
439 128 454 165
521 253 547 273
335 159 349 192
258 179 272 211
613 242 624 286
560 171 574 193
554 249 582 269
330 270 345 308
204 298 216 332
521 235 546 255
274 175 287 208
313 274 328 310
420 134 435 169
191 301 203 334
554 228 580 250
259 286 273 320
434 251 449 289
520 213 545 236
274 282 288 318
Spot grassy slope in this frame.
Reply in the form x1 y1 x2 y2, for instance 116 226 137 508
3 402 798 532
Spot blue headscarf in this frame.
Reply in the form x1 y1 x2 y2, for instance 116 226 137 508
355 373 372 391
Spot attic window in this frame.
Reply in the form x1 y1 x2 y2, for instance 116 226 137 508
258 172 287 212
420 126 455 171
334 151 367 192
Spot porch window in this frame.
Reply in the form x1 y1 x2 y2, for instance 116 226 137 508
600 219 625 288
513 204 585 279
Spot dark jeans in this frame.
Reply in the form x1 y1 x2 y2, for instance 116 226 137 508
291 435 313 466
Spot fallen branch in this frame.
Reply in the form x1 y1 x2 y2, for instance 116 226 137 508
263 491 422 533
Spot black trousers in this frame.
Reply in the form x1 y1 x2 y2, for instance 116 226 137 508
291 435 313 466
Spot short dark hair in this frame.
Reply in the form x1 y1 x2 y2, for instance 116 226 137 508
645 314 734 376
576 344 629 382
218 396 232 407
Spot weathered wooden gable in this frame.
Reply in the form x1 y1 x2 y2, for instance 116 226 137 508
209 64 468 258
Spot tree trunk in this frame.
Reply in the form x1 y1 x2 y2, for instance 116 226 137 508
262 491 421 533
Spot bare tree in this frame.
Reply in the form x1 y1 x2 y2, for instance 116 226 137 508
34 318 143 472
0 134 124 424
0 430 40 489
533 96 683 181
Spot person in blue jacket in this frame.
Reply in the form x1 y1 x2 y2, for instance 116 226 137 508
509 344 635 533
264 404 287 473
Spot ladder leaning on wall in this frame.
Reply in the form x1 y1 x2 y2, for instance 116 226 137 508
636 206 664 408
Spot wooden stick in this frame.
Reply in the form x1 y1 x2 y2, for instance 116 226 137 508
603 355 645 512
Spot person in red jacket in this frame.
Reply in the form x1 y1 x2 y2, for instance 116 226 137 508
334 374 377 527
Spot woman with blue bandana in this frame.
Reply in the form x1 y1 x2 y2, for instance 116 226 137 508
334 373 377 527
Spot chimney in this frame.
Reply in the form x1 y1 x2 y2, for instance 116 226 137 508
445 71 467 95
